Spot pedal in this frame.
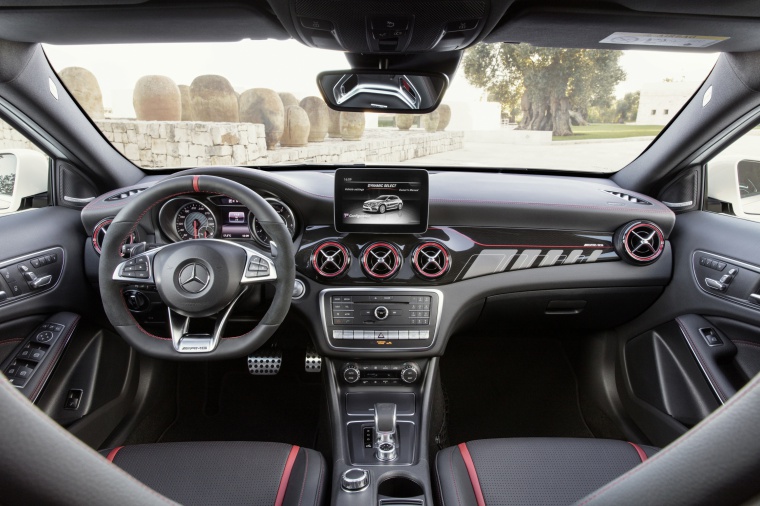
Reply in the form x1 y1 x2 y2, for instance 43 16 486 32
247 349 282 375
305 349 322 373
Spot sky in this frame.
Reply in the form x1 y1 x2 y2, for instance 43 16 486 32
43 40 720 118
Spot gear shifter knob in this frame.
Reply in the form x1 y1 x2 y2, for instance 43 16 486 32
374 403 397 461
374 403 397 434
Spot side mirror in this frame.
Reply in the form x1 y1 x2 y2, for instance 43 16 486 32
0 149 48 215
317 70 448 113
707 156 760 222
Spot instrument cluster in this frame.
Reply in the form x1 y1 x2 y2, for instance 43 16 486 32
157 194 297 248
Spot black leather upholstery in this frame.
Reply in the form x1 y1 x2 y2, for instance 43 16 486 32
100 442 327 506
436 438 657 506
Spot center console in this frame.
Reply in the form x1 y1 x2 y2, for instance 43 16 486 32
320 289 442 351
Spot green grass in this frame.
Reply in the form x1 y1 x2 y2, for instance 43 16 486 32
552 124 663 141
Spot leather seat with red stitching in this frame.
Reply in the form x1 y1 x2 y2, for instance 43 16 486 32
99 441 326 506
436 438 658 506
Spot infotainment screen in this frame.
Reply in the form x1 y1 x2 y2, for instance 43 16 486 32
334 168 429 233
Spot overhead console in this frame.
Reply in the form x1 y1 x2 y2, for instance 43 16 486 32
280 0 491 52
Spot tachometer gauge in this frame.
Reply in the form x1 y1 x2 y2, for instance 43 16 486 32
250 198 296 247
175 201 217 240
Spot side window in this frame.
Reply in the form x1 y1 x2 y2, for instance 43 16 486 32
0 118 50 215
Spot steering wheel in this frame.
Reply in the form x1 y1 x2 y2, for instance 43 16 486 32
98 175 295 360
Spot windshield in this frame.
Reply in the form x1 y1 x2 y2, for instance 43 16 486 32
43 41 718 173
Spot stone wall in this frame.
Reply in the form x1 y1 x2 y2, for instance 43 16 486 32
0 119 43 152
96 120 463 168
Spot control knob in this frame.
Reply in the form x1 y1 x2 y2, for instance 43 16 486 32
374 306 389 320
341 468 369 491
343 363 360 384
401 362 421 384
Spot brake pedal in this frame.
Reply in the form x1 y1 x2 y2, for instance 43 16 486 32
305 349 322 373
247 349 282 375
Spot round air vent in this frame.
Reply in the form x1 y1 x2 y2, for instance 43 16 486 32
412 242 450 279
614 221 665 265
92 218 135 255
362 242 401 280
312 241 350 277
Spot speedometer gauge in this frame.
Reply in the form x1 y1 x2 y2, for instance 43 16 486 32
175 201 217 240
250 198 296 247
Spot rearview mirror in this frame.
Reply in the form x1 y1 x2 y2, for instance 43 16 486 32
317 70 448 114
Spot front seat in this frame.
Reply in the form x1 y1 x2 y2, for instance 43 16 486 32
0 373 327 506
100 442 326 506
436 438 656 506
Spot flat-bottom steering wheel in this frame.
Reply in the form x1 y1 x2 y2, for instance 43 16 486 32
98 175 295 360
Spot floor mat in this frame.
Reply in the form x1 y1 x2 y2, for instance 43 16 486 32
441 336 593 443
159 353 323 448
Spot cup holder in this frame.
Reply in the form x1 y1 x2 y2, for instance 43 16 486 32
378 476 424 499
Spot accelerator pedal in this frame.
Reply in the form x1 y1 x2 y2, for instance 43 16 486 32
305 348 322 373
247 348 282 375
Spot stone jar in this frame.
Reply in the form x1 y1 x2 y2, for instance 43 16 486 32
299 96 329 142
280 106 311 147
58 67 105 120
279 92 300 108
395 114 414 130
437 104 452 131
340 112 366 140
190 75 239 122
133 75 181 121
239 88 285 150
328 108 341 138
179 85 193 121
422 110 440 132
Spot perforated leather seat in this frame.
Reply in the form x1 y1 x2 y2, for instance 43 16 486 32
100 441 327 506
436 438 658 506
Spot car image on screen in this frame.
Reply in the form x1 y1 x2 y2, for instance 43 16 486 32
362 195 403 213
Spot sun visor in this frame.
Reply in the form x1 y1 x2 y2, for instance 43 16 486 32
0 2 289 44
486 6 760 53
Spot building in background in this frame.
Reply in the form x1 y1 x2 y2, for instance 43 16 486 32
636 81 698 125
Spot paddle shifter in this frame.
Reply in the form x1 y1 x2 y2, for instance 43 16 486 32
374 402 398 461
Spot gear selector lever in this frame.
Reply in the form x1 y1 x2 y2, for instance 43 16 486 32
374 403 397 461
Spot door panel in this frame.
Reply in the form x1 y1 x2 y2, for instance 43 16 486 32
618 210 760 445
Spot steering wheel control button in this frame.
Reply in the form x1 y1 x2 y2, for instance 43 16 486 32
245 256 271 278
341 468 370 492
178 263 210 293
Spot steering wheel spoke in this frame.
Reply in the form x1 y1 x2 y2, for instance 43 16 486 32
111 247 164 285
168 287 249 353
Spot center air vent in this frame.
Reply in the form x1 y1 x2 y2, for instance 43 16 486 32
362 243 401 280
104 187 147 202
313 241 350 277
603 189 652 205
92 218 135 255
412 242 450 279
614 221 664 265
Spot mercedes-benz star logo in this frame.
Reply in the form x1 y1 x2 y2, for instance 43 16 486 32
178 263 210 293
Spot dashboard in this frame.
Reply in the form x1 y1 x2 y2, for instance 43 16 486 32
80 166 677 358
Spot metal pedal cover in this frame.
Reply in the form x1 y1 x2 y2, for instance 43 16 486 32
305 349 322 373
247 349 282 375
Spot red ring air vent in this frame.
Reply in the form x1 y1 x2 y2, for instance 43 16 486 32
312 241 350 277
92 218 135 256
362 242 401 280
615 221 665 265
412 242 450 279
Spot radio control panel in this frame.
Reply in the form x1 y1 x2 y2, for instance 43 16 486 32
320 289 442 350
